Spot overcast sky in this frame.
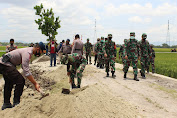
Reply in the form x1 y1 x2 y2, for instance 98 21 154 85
0 0 177 45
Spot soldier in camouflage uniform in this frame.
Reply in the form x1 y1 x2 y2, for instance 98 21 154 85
119 39 128 69
61 53 87 89
139 33 152 78
104 34 117 77
84 38 93 64
148 44 155 73
119 39 127 61
93 38 100 65
123 32 140 81
95 37 105 68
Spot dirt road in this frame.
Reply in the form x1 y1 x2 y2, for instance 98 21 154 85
0 55 177 118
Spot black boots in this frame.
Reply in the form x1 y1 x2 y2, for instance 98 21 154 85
1 103 12 110
106 72 109 77
111 71 116 78
77 85 80 88
152 69 155 74
72 84 77 89
140 70 146 79
124 72 127 78
134 75 139 81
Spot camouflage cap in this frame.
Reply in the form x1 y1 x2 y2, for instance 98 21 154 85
101 37 104 39
142 33 147 36
61 54 69 64
87 38 89 41
130 32 135 35
108 34 112 37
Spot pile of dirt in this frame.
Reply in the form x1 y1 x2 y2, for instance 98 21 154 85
25 68 56 91
37 56 50 63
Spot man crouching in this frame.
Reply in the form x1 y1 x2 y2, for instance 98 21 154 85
61 53 87 89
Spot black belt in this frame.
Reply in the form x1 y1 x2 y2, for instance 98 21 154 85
75 49 81 51
62 53 71 55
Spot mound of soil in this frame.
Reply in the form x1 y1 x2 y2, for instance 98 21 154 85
37 56 50 63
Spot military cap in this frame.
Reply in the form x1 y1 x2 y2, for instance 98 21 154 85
108 34 112 37
87 38 89 41
101 37 104 39
61 54 69 64
130 32 135 34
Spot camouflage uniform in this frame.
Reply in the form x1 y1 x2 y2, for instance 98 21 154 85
148 45 155 73
84 39 92 64
139 33 152 78
95 37 105 68
104 34 117 77
119 39 127 68
61 53 87 89
123 32 140 81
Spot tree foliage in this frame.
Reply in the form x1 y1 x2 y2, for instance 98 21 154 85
34 3 61 41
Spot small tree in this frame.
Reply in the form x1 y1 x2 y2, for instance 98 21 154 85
34 3 61 41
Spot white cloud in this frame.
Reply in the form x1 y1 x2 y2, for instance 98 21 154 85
128 16 152 23
128 16 142 23
105 3 177 16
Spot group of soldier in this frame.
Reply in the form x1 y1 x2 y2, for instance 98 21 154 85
119 32 155 81
84 34 117 78
0 33 155 110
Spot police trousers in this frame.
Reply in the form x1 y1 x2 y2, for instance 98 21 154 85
0 64 25 103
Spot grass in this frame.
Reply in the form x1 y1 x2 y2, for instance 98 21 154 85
150 83 177 99
0 52 5 57
155 53 177 78
154 48 171 52
0 46 27 50
0 46 27 57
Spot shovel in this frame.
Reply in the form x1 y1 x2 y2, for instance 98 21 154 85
39 88 49 100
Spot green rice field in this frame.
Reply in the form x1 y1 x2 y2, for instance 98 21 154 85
0 46 27 57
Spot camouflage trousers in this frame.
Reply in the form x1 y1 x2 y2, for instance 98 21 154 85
105 56 115 73
149 58 155 72
140 56 149 75
122 57 127 68
70 59 87 85
86 52 91 64
123 57 138 75
98 53 104 66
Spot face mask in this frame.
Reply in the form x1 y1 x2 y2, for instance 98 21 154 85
108 37 112 40
143 37 146 40
34 51 41 57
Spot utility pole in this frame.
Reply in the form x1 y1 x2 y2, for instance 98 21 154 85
166 20 170 47
94 19 97 44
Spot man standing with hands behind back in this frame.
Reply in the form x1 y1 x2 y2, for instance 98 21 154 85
71 34 83 55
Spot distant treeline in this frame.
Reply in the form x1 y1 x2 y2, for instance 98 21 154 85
116 43 177 48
